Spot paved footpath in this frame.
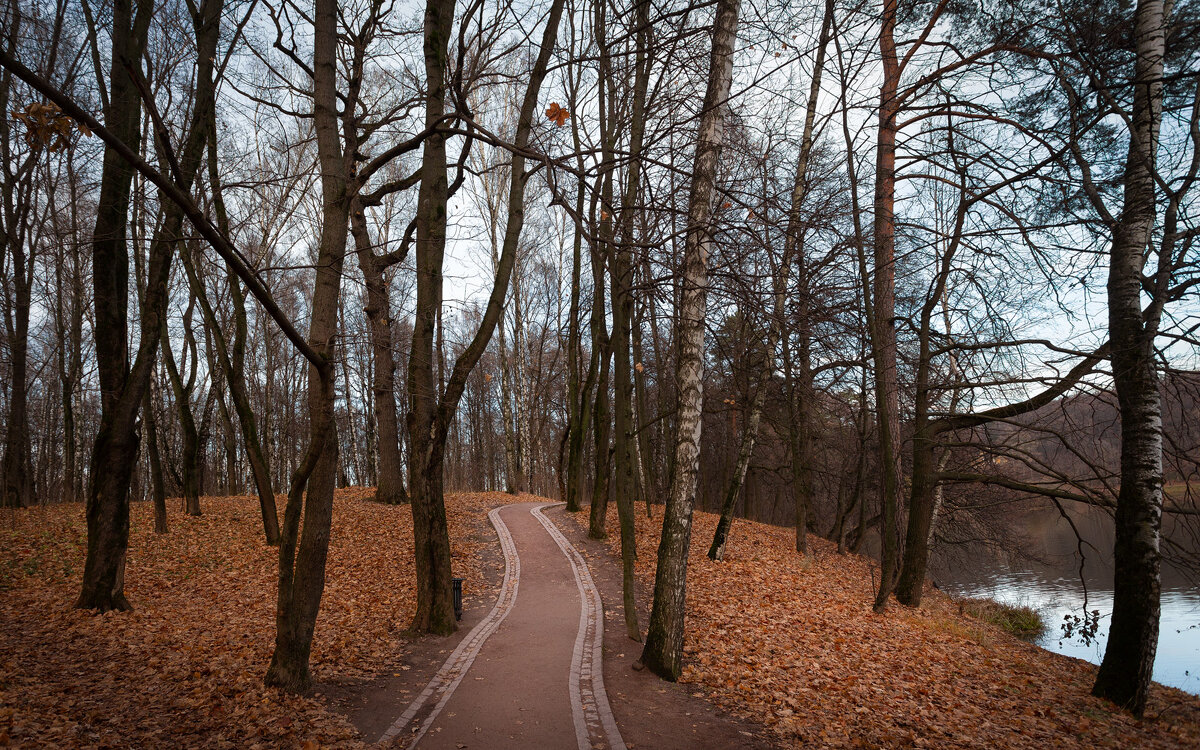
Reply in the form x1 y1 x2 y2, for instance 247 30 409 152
378 502 624 750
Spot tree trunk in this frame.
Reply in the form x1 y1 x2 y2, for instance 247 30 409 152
160 310 202 516
512 272 530 490
497 303 522 494
563 50 597 513
608 0 652 641
1 248 33 508
641 0 739 681
53 215 84 504
199 122 279 542
264 0 347 690
587 0 618 539
708 380 765 561
895 203 966 605
79 0 220 611
588 316 612 538
143 381 168 533
896 426 937 604
0 6 39 510
631 293 658 515
406 0 462 637
870 0 903 612
406 0 565 633
351 203 408 505
1092 0 1165 717
212 366 239 495
564 177 589 512
781 0 832 558
895 242 1106 605
264 363 339 692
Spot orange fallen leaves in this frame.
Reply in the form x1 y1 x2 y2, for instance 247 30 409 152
571 507 1200 749
0 490 508 748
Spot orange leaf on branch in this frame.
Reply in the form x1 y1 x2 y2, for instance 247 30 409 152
11 100 89 152
545 102 570 127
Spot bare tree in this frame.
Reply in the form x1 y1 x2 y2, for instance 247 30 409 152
75 0 221 611
406 0 567 633
1088 0 1174 717
641 0 741 681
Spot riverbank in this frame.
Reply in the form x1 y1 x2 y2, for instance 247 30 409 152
931 499 1200 695
571 506 1200 749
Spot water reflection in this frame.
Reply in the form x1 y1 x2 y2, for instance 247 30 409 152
939 569 1200 694
931 504 1200 695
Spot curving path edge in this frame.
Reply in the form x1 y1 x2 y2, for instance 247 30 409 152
378 502 625 750
377 504 522 746
531 503 625 750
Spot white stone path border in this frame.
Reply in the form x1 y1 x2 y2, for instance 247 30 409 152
376 502 625 750
377 503 522 746
531 502 627 750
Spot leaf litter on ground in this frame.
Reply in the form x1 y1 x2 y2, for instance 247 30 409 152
6 491 1199 749
565 505 1200 749
0 489 509 748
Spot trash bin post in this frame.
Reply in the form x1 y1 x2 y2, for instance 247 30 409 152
452 577 463 621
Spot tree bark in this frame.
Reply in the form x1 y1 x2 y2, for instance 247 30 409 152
211 359 239 495
780 0 832 555
1092 0 1166 717
407 0 565 633
199 121 280 542
641 0 739 681
895 341 1107 604
51 169 85 505
609 0 652 640
870 0 903 612
512 271 530 490
588 258 612 539
142 380 168 533
406 0 462 636
79 0 220 611
160 297 202 516
564 175 589 512
708 379 766 561
351 202 408 505
564 44 595 513
587 0 618 539
631 290 658 515
895 191 968 606
1 221 33 509
497 296 523 494
264 0 347 691
0 4 44 510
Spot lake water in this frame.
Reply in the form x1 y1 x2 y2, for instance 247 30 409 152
939 568 1200 694
931 505 1200 695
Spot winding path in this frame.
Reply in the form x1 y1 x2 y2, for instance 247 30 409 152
378 502 625 750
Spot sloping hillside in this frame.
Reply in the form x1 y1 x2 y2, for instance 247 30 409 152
572 507 1200 749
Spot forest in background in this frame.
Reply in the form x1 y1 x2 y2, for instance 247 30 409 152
0 0 1197 719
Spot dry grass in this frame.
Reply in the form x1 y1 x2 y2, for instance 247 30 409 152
956 597 1047 641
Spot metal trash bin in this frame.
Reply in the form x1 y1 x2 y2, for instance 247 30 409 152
452 577 464 621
